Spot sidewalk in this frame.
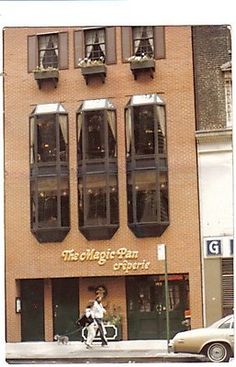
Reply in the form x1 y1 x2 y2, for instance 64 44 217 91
6 340 208 363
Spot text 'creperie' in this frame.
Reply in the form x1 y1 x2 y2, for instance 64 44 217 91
61 247 150 273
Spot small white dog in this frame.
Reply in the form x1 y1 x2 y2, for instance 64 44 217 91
54 334 69 345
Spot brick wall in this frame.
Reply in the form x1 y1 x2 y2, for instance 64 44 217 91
4 26 203 341
192 25 231 130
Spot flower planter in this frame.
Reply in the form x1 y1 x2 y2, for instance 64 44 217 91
80 64 107 85
34 70 59 89
130 59 155 80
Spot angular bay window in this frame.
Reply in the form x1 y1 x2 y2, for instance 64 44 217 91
30 103 70 243
125 94 169 237
77 99 119 240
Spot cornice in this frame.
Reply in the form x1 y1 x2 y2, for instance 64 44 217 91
196 128 232 144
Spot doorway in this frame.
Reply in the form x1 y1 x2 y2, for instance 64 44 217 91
52 278 80 340
126 274 189 339
21 279 45 341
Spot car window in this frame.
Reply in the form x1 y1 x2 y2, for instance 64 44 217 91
218 320 232 329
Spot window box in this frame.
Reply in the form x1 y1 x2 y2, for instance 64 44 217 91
80 64 107 85
33 68 59 89
129 58 155 80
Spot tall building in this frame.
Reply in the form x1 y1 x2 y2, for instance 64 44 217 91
193 25 233 326
4 26 202 342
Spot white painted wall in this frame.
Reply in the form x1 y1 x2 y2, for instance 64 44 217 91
198 140 233 237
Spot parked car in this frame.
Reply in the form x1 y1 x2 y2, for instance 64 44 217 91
169 314 234 362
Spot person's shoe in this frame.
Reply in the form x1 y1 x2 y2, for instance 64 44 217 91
101 343 108 347
85 343 92 349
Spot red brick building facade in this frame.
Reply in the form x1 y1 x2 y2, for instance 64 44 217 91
4 26 203 342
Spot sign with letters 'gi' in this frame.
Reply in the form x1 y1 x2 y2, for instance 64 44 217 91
204 237 233 257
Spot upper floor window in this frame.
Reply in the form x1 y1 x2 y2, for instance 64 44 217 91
125 94 169 238
38 34 58 69
121 26 165 62
77 99 116 161
74 27 116 67
221 61 232 128
30 103 70 243
28 32 68 72
132 26 154 57
77 98 119 241
84 28 106 62
126 94 166 158
30 103 68 165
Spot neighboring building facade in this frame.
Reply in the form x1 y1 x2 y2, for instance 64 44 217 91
4 26 203 342
193 25 233 326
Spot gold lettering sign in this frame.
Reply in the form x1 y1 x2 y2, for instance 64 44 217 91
61 248 150 274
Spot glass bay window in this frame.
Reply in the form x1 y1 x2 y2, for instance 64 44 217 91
77 99 119 240
125 94 169 237
30 103 70 243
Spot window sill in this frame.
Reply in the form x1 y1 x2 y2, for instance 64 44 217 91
128 222 169 238
31 227 70 243
130 59 155 80
79 224 119 240
34 70 59 89
80 64 107 85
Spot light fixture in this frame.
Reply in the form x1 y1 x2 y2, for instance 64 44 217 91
15 297 21 313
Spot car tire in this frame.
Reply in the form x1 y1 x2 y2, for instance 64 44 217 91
206 342 231 362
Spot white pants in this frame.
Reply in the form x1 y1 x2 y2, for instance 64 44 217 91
86 322 97 346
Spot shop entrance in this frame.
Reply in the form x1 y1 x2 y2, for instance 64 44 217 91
52 278 80 341
21 279 45 341
126 274 189 340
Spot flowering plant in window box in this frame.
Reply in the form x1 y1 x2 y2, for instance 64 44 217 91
78 57 107 84
33 66 59 88
127 53 155 79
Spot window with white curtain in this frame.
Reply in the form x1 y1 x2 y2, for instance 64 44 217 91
132 26 154 57
85 28 106 61
38 33 58 68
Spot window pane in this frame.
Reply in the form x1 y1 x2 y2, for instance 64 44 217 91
77 113 83 161
86 175 107 225
37 114 57 162
85 28 105 61
160 172 168 221
59 115 68 161
135 171 157 222
109 176 119 224
134 105 155 155
84 111 105 159
156 105 166 154
37 177 58 227
30 117 35 164
133 26 154 57
39 34 58 68
107 110 117 157
78 180 84 226
30 181 36 226
127 173 133 223
60 178 69 227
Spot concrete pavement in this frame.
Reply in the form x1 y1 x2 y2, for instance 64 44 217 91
6 340 208 363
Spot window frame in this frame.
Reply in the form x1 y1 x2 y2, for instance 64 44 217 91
76 99 119 240
125 94 169 238
29 103 70 242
